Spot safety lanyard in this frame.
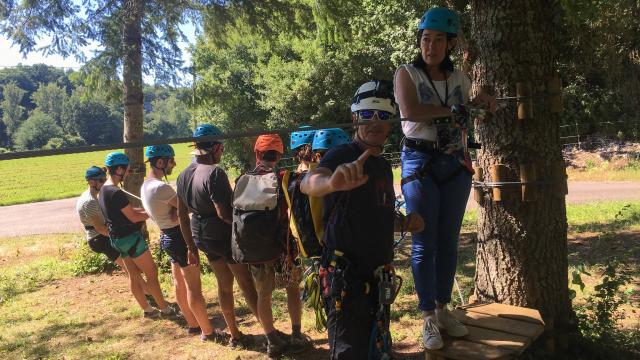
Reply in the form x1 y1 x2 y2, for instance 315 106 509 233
425 70 449 107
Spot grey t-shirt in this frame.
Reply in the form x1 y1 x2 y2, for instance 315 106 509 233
176 163 232 243
76 189 104 240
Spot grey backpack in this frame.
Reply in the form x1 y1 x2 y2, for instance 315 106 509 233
231 170 283 263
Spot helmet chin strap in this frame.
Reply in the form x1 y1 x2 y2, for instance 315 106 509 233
150 160 169 182
110 167 127 186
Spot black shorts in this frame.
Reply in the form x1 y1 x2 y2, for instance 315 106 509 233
191 216 234 263
87 234 120 262
160 226 189 267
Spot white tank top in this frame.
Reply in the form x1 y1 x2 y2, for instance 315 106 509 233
394 64 471 141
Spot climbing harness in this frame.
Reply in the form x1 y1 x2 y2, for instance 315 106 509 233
369 264 403 360
301 259 327 331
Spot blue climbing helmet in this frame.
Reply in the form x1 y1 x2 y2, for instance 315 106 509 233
105 152 129 167
312 128 350 152
85 166 106 180
290 125 316 150
192 123 223 155
418 7 459 36
193 123 223 140
145 144 175 159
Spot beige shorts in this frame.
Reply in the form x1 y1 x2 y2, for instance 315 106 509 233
249 262 276 297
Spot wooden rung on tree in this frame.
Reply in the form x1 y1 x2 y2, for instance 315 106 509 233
519 163 537 202
473 162 484 204
490 164 508 201
516 82 533 120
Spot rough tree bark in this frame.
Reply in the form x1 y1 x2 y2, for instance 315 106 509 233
122 0 145 205
469 0 571 340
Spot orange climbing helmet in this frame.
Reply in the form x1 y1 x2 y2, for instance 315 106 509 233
254 134 284 154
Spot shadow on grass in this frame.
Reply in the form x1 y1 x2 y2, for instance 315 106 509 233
568 231 640 274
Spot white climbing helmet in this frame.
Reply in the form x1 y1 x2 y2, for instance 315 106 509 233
350 80 398 115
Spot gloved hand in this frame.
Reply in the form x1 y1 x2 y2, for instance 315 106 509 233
450 104 469 128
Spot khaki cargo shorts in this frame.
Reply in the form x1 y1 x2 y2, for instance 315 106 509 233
249 262 276 297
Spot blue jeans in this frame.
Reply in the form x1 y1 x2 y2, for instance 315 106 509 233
401 147 471 311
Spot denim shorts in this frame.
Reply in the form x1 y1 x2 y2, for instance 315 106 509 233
160 226 189 267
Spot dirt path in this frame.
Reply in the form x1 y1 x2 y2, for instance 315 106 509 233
1 181 639 237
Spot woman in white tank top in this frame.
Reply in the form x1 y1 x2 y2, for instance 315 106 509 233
393 7 495 351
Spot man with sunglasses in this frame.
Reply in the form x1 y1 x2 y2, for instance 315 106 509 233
301 80 424 359
76 166 122 266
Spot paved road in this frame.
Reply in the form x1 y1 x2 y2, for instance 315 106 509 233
1 181 639 237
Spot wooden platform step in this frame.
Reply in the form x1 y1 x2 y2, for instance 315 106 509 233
425 303 545 360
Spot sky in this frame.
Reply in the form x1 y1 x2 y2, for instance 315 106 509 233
0 23 197 85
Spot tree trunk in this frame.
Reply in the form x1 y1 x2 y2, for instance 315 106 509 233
469 0 571 341
122 0 145 205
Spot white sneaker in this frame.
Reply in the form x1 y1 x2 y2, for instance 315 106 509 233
423 314 444 350
435 307 468 337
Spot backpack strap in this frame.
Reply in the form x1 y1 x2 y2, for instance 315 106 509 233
282 170 300 238
282 170 313 258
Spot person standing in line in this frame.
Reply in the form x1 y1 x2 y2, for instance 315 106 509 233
99 152 177 318
176 124 259 346
141 144 217 339
76 166 125 268
231 134 292 358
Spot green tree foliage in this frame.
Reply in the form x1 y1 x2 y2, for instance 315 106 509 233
61 96 123 145
1 0 206 198
144 93 192 140
31 82 68 126
43 134 86 150
1 81 27 141
194 0 435 168
558 0 640 138
0 1 199 87
13 111 63 150
0 64 191 150
0 64 72 111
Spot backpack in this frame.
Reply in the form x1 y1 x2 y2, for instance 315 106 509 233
231 169 283 263
282 170 323 258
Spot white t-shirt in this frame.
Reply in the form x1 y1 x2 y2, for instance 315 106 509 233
394 64 471 141
141 178 179 230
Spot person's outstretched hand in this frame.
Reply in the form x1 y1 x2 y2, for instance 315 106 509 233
328 149 371 192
